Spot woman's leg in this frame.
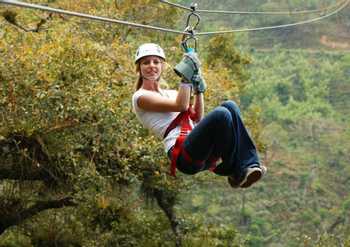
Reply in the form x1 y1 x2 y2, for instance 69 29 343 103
175 100 260 181
176 106 236 175
215 100 260 179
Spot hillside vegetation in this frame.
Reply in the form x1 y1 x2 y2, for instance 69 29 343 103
178 0 350 50
0 0 349 246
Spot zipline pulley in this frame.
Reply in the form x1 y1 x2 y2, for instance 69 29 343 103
181 3 200 52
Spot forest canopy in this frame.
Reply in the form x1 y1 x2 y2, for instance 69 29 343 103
0 0 349 246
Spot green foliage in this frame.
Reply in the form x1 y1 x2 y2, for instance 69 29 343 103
0 0 253 245
179 0 349 49
0 232 32 247
206 34 251 82
1 0 349 246
0 0 185 246
176 46 349 247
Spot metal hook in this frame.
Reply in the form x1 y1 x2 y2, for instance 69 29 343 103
185 11 201 32
181 35 198 52
181 2 200 52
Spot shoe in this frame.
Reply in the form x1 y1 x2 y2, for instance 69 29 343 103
227 175 241 188
239 165 267 188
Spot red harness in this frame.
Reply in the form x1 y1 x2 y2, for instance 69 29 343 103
164 108 194 176
164 108 219 176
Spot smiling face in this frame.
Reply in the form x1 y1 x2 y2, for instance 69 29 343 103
139 55 164 81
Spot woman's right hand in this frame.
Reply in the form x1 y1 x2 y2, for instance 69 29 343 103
174 51 201 84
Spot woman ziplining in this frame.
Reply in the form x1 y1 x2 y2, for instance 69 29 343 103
131 7 266 188
131 42 267 188
128 0 347 187
1 0 348 187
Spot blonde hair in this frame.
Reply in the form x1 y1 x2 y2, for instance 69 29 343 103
135 63 143 91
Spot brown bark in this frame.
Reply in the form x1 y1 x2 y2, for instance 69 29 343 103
153 189 182 247
0 197 76 235
2 10 52 32
0 133 63 184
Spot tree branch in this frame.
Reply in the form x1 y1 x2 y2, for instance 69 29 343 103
0 197 76 235
327 216 345 233
153 189 182 247
43 118 79 134
2 10 52 32
0 163 49 181
0 133 61 183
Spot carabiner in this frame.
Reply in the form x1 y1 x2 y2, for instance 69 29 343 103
181 3 200 52
181 34 198 52
185 11 201 32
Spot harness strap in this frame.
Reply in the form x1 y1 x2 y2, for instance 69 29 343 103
163 106 198 139
164 107 219 176
164 109 193 176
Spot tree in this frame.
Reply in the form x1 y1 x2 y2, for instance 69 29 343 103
0 1 186 245
0 1 253 246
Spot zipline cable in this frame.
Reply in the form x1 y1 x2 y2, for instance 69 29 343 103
0 0 189 35
196 0 350 36
160 0 346 15
0 0 349 36
159 0 191 11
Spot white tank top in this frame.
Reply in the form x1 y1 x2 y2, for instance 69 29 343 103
132 89 190 153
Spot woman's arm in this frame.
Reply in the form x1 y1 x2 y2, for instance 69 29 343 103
191 93 204 122
137 84 191 112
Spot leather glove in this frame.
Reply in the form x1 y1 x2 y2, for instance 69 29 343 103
184 51 201 68
192 70 206 94
174 51 201 84
184 51 206 94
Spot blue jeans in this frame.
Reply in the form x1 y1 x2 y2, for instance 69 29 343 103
168 100 260 180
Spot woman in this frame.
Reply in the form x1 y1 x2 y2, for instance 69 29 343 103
132 43 266 188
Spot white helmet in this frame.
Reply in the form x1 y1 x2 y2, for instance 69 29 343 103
134 43 166 63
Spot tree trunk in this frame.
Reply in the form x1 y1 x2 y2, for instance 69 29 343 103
153 189 182 247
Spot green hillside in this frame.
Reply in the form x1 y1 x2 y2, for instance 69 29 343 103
178 0 350 50
0 0 349 246
178 49 350 246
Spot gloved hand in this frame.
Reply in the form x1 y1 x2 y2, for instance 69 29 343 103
182 51 206 94
174 52 198 83
184 51 201 68
174 51 203 88
192 69 206 94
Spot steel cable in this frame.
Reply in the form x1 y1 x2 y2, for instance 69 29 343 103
160 0 346 15
0 0 189 35
196 0 350 35
0 0 349 36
